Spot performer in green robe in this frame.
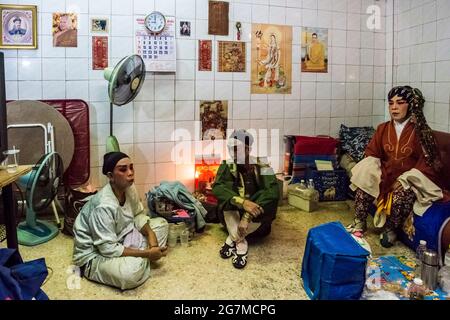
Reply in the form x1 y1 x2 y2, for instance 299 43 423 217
212 130 279 269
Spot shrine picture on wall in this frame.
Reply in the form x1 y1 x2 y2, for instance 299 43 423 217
208 1 229 36
198 40 212 71
91 18 108 33
218 41 246 72
53 13 78 47
0 4 37 49
200 100 228 141
251 23 292 94
301 27 328 73
179 21 190 36
92 36 108 70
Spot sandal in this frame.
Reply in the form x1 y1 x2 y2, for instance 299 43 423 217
232 251 248 269
380 228 397 248
345 218 367 234
219 242 236 259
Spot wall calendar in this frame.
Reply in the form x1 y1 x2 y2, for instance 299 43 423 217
135 16 176 72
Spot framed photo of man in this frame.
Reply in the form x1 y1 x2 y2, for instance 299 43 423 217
0 4 37 49
53 12 78 47
301 27 328 73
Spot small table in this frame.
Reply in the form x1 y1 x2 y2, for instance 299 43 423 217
0 165 32 249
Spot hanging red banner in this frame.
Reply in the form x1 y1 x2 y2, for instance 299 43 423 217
198 40 212 71
92 36 108 70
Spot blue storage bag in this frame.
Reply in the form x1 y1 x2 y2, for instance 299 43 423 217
0 248 49 300
397 201 450 260
301 221 370 300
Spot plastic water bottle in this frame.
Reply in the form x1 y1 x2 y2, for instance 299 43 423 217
307 179 315 190
408 278 425 300
415 240 427 276
299 179 307 189
444 244 450 266
438 266 450 294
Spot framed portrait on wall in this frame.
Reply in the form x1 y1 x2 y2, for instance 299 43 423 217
200 100 228 141
91 18 108 33
52 12 78 47
251 23 292 94
198 40 212 71
301 27 328 73
179 21 190 37
0 4 37 49
218 41 246 72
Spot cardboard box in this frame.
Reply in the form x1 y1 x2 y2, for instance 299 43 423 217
307 169 349 201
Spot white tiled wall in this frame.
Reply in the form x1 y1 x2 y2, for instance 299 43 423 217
2 0 389 196
391 0 450 132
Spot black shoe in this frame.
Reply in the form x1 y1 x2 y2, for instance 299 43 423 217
219 242 236 259
232 251 248 269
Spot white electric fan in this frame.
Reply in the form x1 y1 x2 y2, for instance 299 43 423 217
103 55 146 152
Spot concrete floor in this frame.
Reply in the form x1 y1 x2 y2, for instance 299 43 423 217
1 201 414 300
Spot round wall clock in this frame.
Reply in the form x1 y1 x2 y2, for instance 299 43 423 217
144 11 166 33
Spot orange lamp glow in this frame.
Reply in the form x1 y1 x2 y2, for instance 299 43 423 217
195 154 221 193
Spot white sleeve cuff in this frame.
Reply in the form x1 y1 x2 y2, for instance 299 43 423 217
397 168 443 216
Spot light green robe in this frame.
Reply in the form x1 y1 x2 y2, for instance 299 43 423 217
73 183 168 290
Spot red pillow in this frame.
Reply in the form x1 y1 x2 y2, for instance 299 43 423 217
294 135 339 155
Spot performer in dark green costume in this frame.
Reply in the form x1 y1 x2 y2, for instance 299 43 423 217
212 129 279 269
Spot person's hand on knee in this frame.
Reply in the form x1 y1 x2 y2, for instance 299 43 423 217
243 200 263 218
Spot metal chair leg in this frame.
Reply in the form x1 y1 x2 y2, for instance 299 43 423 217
51 201 61 229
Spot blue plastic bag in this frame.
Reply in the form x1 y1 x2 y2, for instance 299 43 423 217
0 248 49 300
301 222 370 300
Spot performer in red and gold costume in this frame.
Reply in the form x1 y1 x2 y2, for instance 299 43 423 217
347 86 446 248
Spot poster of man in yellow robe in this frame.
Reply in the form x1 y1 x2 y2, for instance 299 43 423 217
301 27 328 73
251 24 292 94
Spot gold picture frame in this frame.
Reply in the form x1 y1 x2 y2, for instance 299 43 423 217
0 4 37 49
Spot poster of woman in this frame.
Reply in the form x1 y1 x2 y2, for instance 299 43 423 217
251 23 292 94
301 27 328 73
0 4 37 49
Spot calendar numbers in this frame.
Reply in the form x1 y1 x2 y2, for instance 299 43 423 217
136 16 176 72
137 35 174 60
